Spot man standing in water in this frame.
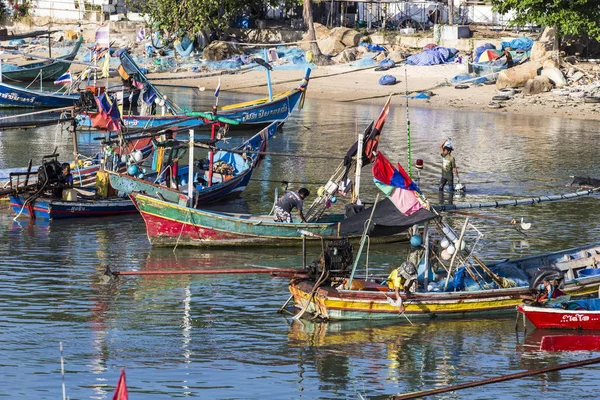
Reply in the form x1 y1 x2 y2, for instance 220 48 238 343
439 138 460 192
273 188 310 223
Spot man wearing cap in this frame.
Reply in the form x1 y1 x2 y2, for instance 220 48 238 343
439 138 460 192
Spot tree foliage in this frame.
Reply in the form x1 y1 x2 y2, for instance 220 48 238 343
128 0 298 38
491 0 600 40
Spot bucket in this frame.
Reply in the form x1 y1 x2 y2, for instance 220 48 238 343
62 188 77 201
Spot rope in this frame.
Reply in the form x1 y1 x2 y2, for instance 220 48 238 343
0 106 75 121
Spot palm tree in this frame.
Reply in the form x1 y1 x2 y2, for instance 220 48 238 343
303 0 332 65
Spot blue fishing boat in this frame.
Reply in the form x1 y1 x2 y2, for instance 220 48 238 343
108 121 279 205
0 81 79 108
9 195 136 219
76 54 310 130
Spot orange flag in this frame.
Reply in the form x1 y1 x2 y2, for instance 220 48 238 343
112 369 128 400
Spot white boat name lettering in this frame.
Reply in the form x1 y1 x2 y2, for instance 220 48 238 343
562 314 590 322
0 92 35 103
241 104 288 122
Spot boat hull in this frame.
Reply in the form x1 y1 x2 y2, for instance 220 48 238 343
10 195 137 219
290 280 532 321
518 302 600 330
133 192 344 247
0 82 79 108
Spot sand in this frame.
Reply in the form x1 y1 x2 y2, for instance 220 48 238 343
147 63 600 121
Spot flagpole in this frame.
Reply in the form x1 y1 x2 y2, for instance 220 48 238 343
405 64 412 178
263 48 273 101
353 131 364 205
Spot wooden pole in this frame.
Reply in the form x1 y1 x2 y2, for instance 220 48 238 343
187 129 194 206
444 218 468 291
391 356 600 399
110 267 300 276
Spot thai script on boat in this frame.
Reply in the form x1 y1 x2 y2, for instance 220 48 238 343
0 92 35 103
561 314 590 322
68 206 86 212
240 103 288 122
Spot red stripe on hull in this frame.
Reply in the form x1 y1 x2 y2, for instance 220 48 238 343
140 210 242 242
519 305 600 330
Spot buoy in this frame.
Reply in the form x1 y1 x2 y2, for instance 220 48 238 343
441 249 451 260
330 196 337 203
127 164 139 176
410 235 422 247
440 238 450 249
131 150 143 163
447 245 456 255
137 173 145 179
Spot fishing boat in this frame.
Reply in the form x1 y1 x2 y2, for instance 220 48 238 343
109 120 279 205
76 51 310 130
0 81 79 108
288 240 600 321
1 36 83 82
518 297 600 330
9 194 136 219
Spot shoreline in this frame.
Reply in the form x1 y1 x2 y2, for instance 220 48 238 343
148 64 600 122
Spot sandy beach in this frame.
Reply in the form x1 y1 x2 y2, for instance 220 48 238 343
146 63 600 121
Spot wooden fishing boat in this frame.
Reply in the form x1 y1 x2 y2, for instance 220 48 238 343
108 121 279 205
289 238 600 321
0 81 79 107
518 298 600 330
9 194 136 219
77 69 311 130
1 36 83 82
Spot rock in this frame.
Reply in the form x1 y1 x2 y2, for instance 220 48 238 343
531 42 552 64
332 48 358 63
299 23 331 51
387 51 405 63
541 67 567 87
318 37 346 56
523 75 552 95
356 45 369 54
571 71 585 82
496 61 542 89
330 27 362 47
542 59 559 69
375 52 387 62
202 41 241 61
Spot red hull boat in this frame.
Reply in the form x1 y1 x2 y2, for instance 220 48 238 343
518 298 600 330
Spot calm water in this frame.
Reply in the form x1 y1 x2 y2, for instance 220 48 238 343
1 88 600 399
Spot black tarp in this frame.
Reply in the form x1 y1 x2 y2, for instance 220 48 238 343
570 176 600 189
338 198 437 237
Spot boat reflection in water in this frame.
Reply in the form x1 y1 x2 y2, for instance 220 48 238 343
522 328 600 352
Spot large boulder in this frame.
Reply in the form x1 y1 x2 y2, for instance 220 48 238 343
330 27 362 47
387 50 405 63
319 37 346 56
541 66 567 87
332 47 358 63
523 75 552 95
202 41 241 61
496 61 542 89
300 23 331 51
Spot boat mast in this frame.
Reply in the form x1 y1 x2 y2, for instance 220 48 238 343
188 129 194 206
353 131 364 204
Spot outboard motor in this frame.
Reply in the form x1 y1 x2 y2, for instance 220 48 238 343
529 266 565 290
308 238 353 278
37 159 63 188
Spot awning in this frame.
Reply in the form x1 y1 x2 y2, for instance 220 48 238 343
338 198 438 237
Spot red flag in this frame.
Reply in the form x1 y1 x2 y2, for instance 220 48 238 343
112 369 128 400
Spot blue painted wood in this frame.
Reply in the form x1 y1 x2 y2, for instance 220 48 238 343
9 195 136 220
0 82 79 108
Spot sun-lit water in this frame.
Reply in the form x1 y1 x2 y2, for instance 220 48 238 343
1 87 600 399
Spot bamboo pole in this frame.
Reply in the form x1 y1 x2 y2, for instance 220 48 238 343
391 356 600 399
444 218 468 291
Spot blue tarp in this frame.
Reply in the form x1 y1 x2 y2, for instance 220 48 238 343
406 47 458 66
450 74 488 84
501 37 534 52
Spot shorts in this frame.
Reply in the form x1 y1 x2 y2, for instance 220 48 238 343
273 206 293 223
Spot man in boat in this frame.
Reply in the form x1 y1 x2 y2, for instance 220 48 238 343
536 279 568 304
273 188 310 223
386 261 418 311
54 163 74 199
152 129 183 189
439 139 460 192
